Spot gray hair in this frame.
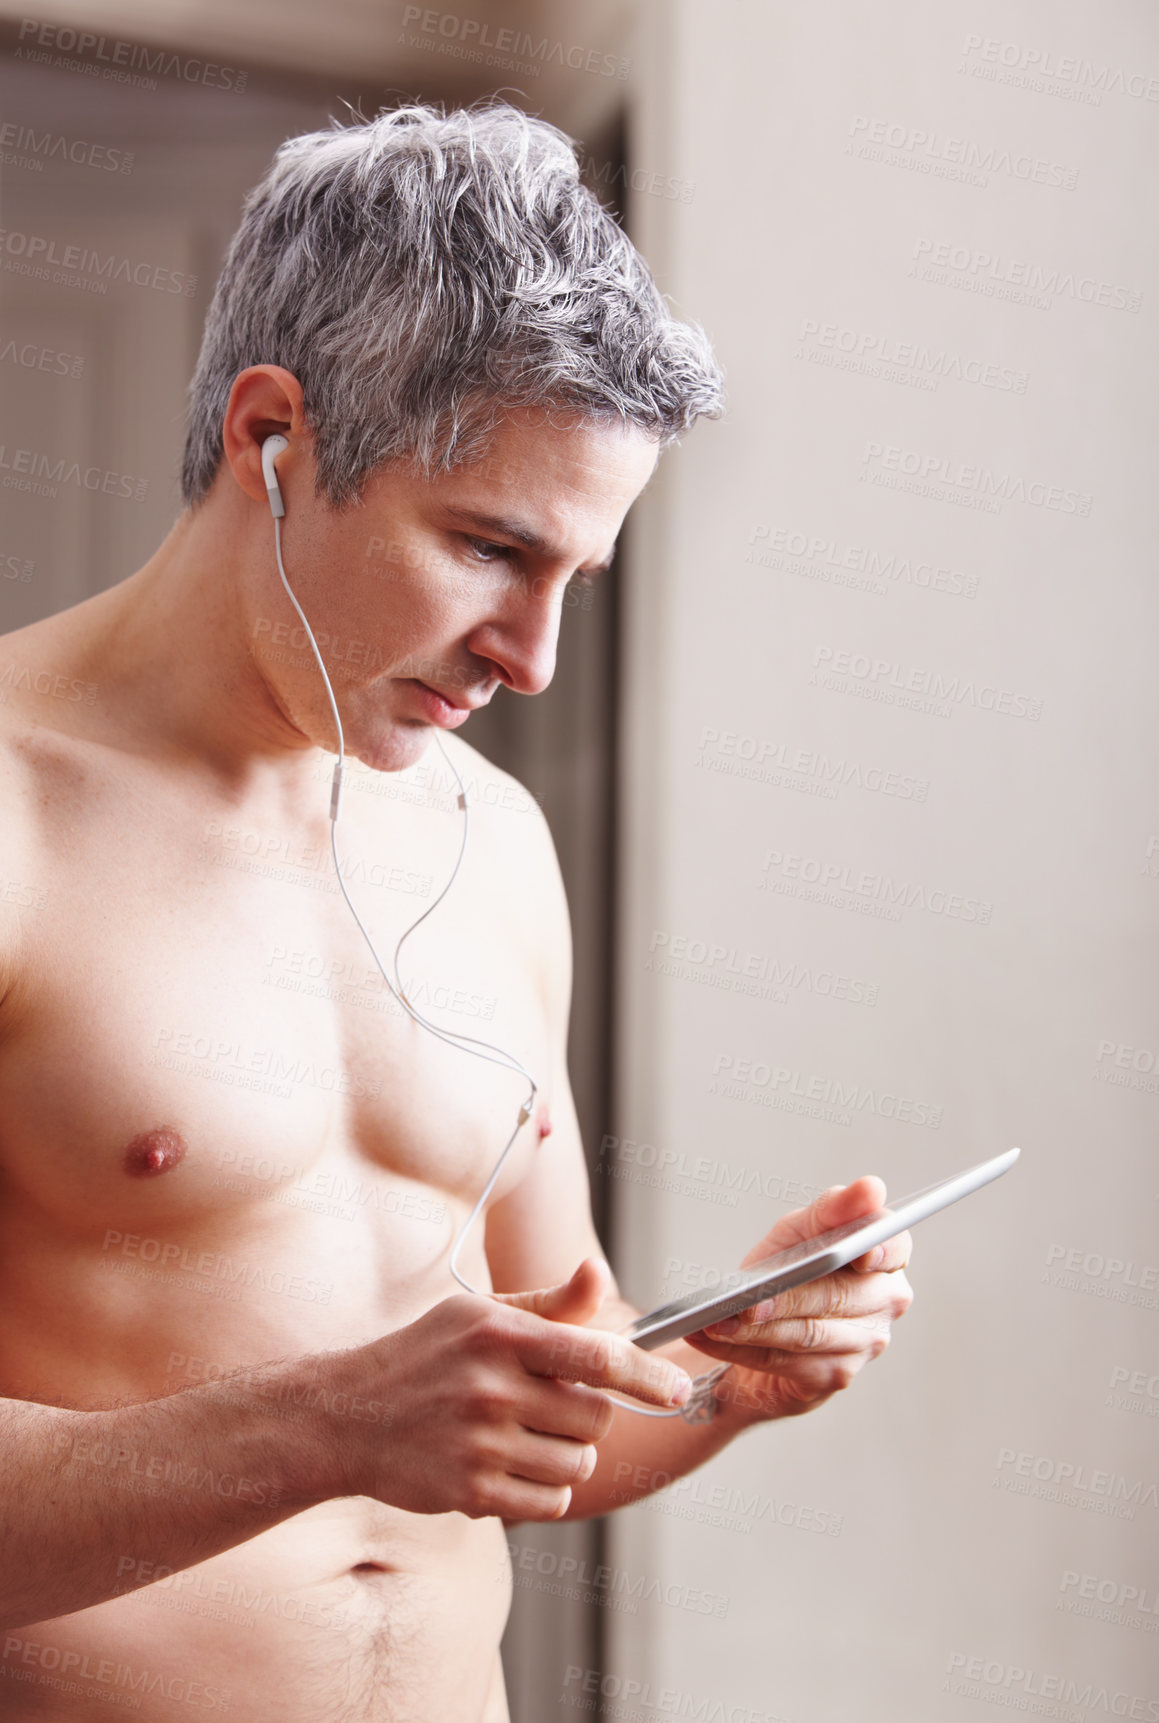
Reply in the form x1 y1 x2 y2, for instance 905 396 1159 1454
180 100 724 510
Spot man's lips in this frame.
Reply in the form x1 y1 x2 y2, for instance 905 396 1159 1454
406 679 489 728
414 679 478 711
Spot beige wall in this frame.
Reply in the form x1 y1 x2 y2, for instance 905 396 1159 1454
608 1 1159 1718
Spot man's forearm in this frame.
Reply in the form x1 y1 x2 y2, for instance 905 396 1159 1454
563 1309 765 1521
0 1363 329 1630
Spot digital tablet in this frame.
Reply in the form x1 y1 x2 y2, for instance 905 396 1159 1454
620 1147 1020 1351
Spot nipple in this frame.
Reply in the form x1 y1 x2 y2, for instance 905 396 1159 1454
123 1127 188 1178
537 1108 552 1143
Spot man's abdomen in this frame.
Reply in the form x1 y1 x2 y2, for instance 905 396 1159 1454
0 1501 513 1722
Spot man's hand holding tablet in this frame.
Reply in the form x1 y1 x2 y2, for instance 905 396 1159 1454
678 1175 916 1420
623 1149 1019 1421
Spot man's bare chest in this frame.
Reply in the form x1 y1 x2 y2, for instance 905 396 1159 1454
0 737 549 1256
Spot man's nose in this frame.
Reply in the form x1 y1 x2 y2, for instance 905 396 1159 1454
467 582 563 697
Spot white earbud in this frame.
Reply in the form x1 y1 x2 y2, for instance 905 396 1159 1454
260 433 289 518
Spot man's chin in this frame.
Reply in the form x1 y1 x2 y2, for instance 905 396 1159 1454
349 719 445 776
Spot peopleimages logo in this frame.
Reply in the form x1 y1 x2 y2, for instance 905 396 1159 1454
506 1541 728 1618
1059 1568 1159 1623
560 1665 790 1723
1 1633 234 1710
910 237 1141 313
578 151 694 204
597 1134 823 1211
847 114 1078 189
151 1025 384 1106
761 847 992 925
1108 1366 1159 1419
14 18 248 91
959 33 1159 103
646 931 879 1007
0 227 197 296
860 440 1092 515
696 724 929 803
399 6 630 79
0 444 147 501
944 1651 1157 1721
993 1446 1159 1518
1093 1039 1159 1096
0 661 98 703
1043 1241 1159 1309
746 523 978 599
0 122 133 174
710 1052 943 1128
0 339 84 379
811 646 1044 722
795 318 1029 394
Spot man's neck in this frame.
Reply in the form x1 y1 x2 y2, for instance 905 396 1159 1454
24 496 331 816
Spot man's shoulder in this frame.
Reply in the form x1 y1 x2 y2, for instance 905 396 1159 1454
434 731 571 973
0 694 43 1024
0 609 100 733
437 732 548 832
0 637 47 831
0 616 102 809
0 603 102 909
343 730 563 913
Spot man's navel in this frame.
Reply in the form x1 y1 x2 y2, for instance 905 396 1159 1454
123 1126 188 1178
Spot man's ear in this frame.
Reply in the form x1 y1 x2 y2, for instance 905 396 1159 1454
221 366 309 509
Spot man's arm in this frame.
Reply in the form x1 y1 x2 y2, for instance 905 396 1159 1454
492 1178 912 1522
560 1305 769 1518
0 1366 321 1629
560 1182 913 1520
0 1288 696 1630
483 809 913 1521
481 807 764 1511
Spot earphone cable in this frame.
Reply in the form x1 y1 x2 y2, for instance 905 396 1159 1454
271 512 727 1418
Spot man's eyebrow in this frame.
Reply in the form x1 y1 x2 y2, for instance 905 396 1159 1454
440 506 617 574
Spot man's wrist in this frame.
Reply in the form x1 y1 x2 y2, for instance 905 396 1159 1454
709 1369 780 1429
653 1340 775 1430
200 1354 347 1512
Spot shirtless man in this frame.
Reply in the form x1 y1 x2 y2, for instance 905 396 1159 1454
0 103 913 1720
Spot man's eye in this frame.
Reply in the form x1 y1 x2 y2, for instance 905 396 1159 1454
466 537 508 563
